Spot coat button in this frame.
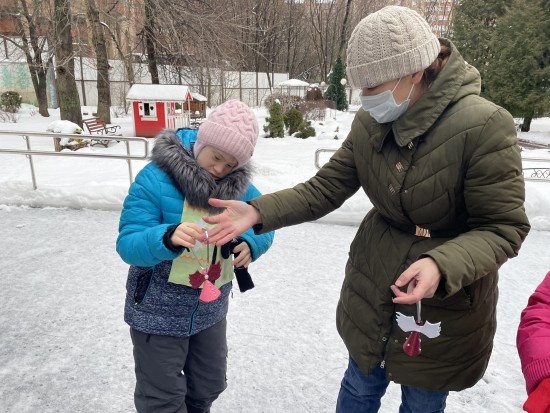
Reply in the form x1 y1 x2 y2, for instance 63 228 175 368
382 337 387 341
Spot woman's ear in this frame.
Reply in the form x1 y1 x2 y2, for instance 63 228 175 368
412 71 425 85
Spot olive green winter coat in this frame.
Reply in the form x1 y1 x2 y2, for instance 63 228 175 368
250 40 530 391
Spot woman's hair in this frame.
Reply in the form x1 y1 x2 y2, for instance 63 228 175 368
423 43 451 87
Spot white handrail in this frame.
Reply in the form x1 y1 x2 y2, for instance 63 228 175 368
0 130 150 190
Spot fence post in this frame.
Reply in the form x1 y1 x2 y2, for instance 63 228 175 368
23 135 37 190
126 140 133 185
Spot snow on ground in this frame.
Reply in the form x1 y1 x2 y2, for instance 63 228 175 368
0 105 550 412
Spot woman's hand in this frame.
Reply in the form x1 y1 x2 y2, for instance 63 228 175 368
391 257 442 304
232 241 252 268
202 198 261 246
170 222 204 249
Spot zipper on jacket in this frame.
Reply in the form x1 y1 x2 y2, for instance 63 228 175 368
380 360 386 369
187 289 201 335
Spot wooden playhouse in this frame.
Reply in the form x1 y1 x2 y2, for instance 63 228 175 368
126 84 207 138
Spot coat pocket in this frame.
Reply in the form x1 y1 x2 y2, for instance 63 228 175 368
424 286 473 311
134 267 154 305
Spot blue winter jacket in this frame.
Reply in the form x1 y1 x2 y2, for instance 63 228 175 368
117 128 274 337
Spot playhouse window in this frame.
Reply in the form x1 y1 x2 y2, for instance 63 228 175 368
142 102 155 118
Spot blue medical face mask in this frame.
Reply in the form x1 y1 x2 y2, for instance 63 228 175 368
360 78 414 123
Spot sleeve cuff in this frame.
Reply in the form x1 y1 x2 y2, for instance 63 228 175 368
162 224 185 253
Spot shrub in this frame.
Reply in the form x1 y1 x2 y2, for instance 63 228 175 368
264 93 302 113
284 108 304 135
306 87 324 101
0 91 22 113
296 120 315 139
263 100 285 138
298 101 327 121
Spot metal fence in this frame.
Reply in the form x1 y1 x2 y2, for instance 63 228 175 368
522 156 550 182
314 149 550 183
0 131 149 190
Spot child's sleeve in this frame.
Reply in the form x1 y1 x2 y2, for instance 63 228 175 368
517 271 550 395
116 165 182 267
238 184 274 261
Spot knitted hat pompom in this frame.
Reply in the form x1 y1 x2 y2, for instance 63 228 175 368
346 6 441 89
194 99 259 167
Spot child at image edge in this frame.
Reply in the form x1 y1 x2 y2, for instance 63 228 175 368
116 99 274 413
517 271 550 413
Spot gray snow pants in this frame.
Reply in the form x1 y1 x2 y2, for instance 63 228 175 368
130 319 228 413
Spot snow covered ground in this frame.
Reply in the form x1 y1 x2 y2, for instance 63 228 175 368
1 105 550 412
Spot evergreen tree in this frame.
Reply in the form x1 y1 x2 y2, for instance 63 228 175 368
296 120 315 139
324 56 348 111
451 0 511 94
263 100 285 138
484 0 550 131
284 107 303 135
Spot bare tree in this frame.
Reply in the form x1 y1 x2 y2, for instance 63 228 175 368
0 0 54 116
100 21 136 86
423 0 455 36
144 0 159 84
84 0 111 122
338 0 354 58
308 0 345 81
54 0 82 126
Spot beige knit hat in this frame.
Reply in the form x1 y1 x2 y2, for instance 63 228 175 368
346 6 440 89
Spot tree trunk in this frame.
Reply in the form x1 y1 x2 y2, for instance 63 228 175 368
338 0 353 58
54 0 83 130
124 29 135 85
101 23 135 86
85 0 111 123
521 116 532 132
145 0 159 84
35 69 49 116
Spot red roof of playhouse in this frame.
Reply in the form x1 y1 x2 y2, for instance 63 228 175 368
126 84 207 102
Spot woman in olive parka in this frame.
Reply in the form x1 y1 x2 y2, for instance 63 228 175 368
202 6 530 412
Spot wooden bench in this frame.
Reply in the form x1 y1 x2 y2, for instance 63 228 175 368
83 117 121 147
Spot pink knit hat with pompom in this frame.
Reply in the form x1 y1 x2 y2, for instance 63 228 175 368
194 100 258 167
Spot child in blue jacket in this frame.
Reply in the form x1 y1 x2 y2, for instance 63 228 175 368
117 99 274 413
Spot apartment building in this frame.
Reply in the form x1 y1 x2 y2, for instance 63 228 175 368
401 0 455 36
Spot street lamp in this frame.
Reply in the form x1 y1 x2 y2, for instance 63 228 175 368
340 78 350 105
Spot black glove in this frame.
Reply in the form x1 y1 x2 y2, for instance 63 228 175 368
221 238 255 293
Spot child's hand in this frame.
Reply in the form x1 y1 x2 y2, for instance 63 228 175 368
232 241 252 268
170 223 204 249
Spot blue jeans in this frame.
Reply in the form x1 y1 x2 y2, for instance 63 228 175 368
336 357 448 413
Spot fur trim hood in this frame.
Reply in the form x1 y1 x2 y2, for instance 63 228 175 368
150 130 252 212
